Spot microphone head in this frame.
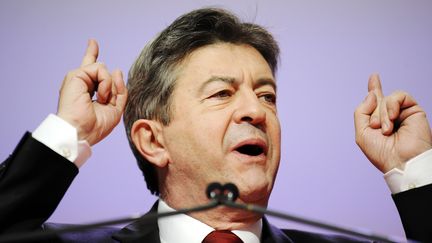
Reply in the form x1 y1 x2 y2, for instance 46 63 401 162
206 182 223 200
223 183 239 202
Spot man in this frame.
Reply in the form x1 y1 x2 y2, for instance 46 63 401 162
0 8 431 242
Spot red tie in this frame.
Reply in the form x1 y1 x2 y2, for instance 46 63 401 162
202 230 244 243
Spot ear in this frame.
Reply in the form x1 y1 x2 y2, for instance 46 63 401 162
131 119 169 168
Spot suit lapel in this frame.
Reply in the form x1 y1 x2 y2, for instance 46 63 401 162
112 202 295 243
112 201 161 243
261 217 295 243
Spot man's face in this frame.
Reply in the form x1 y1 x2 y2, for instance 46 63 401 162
161 43 281 206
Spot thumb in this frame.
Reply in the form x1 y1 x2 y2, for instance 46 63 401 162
354 91 377 135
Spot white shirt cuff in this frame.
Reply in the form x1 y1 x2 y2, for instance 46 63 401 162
384 149 432 194
32 114 91 168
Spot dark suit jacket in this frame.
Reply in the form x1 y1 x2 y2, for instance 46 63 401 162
0 133 431 242
41 202 370 243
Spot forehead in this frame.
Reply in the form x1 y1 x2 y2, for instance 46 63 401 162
175 43 275 88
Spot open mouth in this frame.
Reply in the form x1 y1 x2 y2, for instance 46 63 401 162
235 144 265 156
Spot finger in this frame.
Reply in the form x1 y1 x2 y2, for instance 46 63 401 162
114 69 126 95
81 39 99 67
94 64 112 104
386 91 421 122
108 70 119 106
368 74 384 128
112 69 128 112
379 98 393 135
354 91 377 137
368 73 384 97
74 63 112 103
370 108 381 129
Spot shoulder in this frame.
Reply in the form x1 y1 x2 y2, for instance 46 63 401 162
281 229 371 243
44 223 119 243
263 217 370 243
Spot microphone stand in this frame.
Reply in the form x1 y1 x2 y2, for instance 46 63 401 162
0 182 419 243
216 183 417 243
222 200 407 243
0 200 219 243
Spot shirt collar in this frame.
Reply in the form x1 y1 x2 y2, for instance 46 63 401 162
157 199 262 243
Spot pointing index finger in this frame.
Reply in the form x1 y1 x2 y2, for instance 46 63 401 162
368 73 384 99
81 39 99 67
368 73 384 128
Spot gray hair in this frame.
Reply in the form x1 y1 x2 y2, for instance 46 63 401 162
124 7 280 195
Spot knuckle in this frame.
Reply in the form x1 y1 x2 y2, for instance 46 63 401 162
64 70 79 83
393 90 407 96
96 62 106 68
391 90 409 100
65 70 76 79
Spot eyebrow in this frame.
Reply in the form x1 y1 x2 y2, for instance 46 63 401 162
198 76 236 94
198 75 276 93
255 78 277 92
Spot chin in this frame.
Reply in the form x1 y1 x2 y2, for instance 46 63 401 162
234 173 273 206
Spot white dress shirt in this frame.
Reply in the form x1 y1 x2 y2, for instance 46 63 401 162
32 114 91 168
157 200 261 243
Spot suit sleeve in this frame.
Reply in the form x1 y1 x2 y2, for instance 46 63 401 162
0 132 78 233
393 183 432 242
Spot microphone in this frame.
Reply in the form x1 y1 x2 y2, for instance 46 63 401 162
222 182 239 202
213 183 414 243
0 182 417 243
205 182 239 203
206 182 223 201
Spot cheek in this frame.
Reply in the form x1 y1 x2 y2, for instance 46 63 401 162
194 118 228 157
268 116 281 160
165 114 227 162
195 109 232 138
267 111 281 136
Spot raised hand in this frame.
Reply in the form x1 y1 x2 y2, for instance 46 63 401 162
354 74 432 173
57 40 128 146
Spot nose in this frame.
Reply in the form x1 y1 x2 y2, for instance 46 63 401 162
233 91 266 127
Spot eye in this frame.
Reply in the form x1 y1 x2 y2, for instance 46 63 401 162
259 93 276 104
209 89 233 99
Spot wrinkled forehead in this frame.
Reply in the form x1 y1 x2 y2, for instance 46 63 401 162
173 43 276 90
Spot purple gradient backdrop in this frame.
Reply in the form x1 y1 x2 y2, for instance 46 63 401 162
1 0 431 239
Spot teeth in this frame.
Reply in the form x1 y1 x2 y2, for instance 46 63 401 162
236 145 263 156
